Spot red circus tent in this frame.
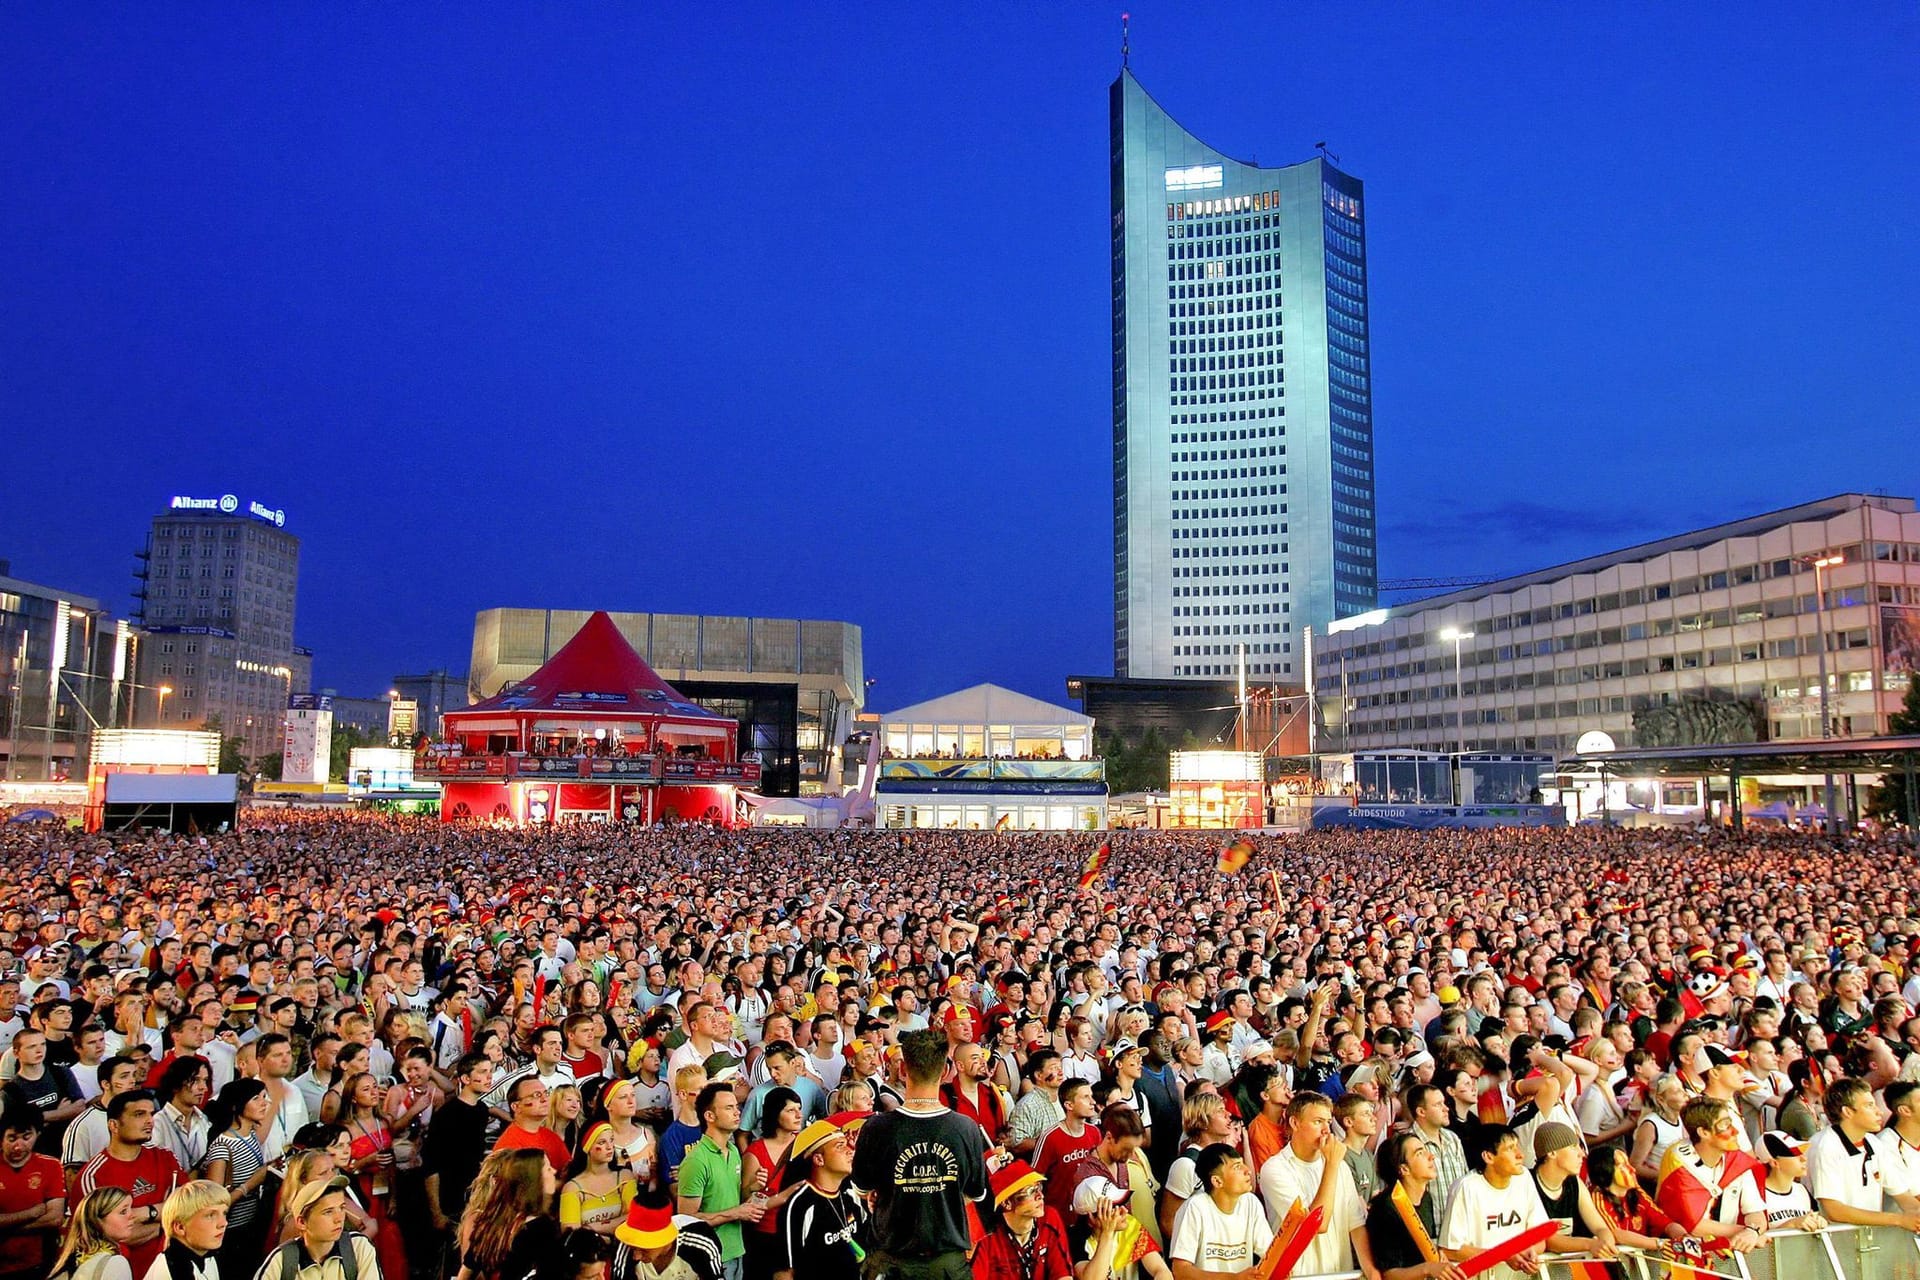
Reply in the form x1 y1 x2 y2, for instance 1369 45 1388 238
424 611 758 826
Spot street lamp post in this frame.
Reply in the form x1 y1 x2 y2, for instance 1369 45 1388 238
1439 627 1474 755
156 684 174 725
1808 554 1844 835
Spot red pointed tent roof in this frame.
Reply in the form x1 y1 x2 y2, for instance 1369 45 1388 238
450 611 727 722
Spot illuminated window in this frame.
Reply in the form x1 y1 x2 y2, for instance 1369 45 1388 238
1166 164 1225 193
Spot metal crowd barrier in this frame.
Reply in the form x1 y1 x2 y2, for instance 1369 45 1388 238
1534 1226 1920 1280
1279 1226 1918 1280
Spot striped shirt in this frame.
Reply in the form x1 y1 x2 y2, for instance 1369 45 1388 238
62 1104 112 1169
208 1130 267 1225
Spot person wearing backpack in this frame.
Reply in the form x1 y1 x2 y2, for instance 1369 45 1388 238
253 1175 378 1280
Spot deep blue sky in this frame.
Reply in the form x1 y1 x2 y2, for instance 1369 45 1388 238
3 5 1916 710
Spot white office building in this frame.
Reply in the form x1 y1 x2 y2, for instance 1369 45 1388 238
1314 494 1920 757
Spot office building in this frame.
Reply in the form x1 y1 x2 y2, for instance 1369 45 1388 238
0 561 135 781
1314 494 1920 756
469 609 863 797
394 669 467 738
133 492 310 760
318 693 391 739
1110 68 1378 682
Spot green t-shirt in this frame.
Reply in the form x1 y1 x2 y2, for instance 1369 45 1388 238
677 1133 746 1260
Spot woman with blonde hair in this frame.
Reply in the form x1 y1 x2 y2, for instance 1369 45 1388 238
546 1082 584 1155
456 1148 560 1280
48 1187 140 1280
594 1078 655 1189
1629 1072 1689 1186
272 1151 334 1247
1171 1035 1205 1095
272 1128 380 1248
829 1077 875 1120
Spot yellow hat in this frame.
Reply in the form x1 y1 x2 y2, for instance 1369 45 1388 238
614 1198 677 1249
792 1119 846 1161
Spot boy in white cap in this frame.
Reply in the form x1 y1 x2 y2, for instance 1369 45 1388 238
1757 1131 1826 1232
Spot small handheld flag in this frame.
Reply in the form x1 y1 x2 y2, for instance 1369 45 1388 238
1079 843 1112 890
1218 836 1254 875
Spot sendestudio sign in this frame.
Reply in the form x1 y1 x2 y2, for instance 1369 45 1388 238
167 494 286 527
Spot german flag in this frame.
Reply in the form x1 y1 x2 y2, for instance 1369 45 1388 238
1554 1263 1618 1280
1217 835 1254 875
993 812 1012 831
1655 1142 1764 1234
1079 843 1112 889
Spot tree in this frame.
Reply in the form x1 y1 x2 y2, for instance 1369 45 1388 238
204 715 251 778
328 724 383 783
1102 727 1172 794
1866 677 1920 827
1133 727 1171 792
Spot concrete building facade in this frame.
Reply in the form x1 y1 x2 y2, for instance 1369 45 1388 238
469 609 863 797
394 669 467 740
1314 494 1920 757
0 561 135 781
133 494 309 759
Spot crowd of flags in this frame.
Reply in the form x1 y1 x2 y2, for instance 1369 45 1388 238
1070 833 1264 893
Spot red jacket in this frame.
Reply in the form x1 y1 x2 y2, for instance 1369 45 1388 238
942 1079 1008 1143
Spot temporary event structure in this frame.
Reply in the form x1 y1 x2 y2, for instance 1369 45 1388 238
421 611 759 825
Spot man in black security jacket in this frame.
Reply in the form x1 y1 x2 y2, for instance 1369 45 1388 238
851 1028 989 1280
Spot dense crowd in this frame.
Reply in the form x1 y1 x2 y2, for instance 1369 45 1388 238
3 813 1920 1280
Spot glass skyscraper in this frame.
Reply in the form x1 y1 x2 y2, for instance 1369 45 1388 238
1111 69 1377 680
